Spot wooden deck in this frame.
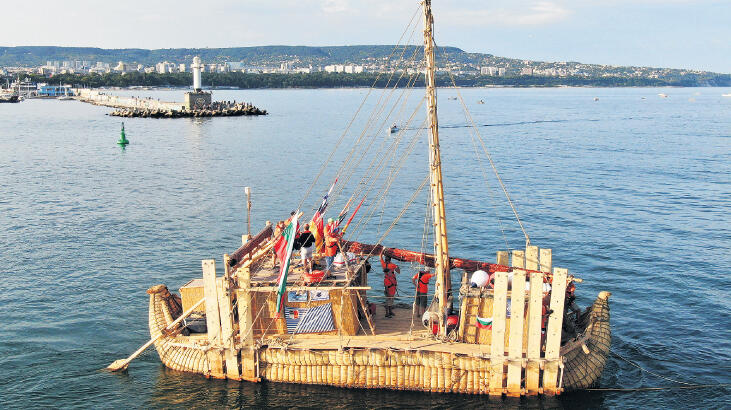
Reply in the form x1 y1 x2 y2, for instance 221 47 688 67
261 307 493 356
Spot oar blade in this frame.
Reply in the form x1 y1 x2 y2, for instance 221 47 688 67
106 359 130 372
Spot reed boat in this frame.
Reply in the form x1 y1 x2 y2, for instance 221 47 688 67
140 0 611 396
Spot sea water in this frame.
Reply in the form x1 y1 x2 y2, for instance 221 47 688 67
0 87 729 408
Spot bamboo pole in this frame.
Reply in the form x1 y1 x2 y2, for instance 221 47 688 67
106 298 204 371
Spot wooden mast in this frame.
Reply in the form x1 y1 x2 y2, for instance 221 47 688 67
422 0 451 337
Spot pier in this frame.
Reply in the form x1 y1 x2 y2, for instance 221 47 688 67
74 88 267 118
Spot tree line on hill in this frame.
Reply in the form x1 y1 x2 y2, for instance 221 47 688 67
9 71 731 89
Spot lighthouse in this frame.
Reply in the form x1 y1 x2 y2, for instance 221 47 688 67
184 56 212 109
192 56 203 92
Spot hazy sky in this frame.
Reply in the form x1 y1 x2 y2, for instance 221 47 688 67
2 0 729 72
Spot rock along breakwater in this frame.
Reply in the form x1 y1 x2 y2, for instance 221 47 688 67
109 102 267 118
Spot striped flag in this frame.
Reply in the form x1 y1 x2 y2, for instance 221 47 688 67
285 303 335 334
476 316 493 330
275 212 299 317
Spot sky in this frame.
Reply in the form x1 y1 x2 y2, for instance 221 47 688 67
1 0 729 73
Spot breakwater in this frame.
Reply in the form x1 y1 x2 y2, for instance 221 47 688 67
109 103 267 118
74 88 267 118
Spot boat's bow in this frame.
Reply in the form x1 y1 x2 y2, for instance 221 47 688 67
560 291 611 391
147 285 211 375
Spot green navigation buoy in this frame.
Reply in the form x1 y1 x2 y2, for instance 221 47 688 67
117 122 129 146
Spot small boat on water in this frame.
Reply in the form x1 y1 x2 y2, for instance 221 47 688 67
658 93 668 98
722 93 731 97
0 93 20 103
389 124 399 133
126 0 612 397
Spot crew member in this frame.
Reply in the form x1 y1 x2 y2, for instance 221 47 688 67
411 270 434 316
324 218 339 273
298 224 316 273
381 251 400 318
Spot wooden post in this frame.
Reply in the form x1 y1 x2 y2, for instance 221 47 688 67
506 269 526 396
511 250 525 269
219 255 240 380
540 248 552 274
496 251 508 266
458 271 468 342
543 267 567 395
526 245 539 272
489 271 508 396
525 270 543 395
202 259 224 378
245 186 252 238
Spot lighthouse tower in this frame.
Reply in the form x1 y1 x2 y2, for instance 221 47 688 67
192 56 203 92
184 56 211 109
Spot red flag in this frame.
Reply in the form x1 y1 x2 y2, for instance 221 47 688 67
341 196 365 234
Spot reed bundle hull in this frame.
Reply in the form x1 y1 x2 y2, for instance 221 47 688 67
147 284 610 395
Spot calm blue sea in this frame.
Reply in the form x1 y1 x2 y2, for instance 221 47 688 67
1 87 729 409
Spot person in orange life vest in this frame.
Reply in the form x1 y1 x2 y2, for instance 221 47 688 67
381 251 400 318
411 270 434 316
324 218 339 273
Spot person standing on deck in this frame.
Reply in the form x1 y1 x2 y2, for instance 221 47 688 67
412 270 434 317
381 251 400 318
324 218 339 273
298 224 316 274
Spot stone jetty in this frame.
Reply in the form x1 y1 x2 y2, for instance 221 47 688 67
74 88 267 119
109 102 267 118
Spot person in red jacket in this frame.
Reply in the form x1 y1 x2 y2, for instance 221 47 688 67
381 251 400 318
412 270 434 316
324 218 339 273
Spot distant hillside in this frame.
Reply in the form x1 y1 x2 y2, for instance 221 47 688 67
0 45 467 66
2 45 729 86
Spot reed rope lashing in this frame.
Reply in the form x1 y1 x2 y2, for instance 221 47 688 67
435 40 531 245
295 3 422 213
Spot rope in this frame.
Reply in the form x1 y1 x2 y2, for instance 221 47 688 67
295 3 422 213
435 41 531 245
581 349 731 393
609 349 695 386
586 384 731 392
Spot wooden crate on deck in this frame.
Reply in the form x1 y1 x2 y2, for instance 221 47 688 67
180 278 205 313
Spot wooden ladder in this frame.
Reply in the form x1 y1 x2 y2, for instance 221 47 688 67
356 291 376 335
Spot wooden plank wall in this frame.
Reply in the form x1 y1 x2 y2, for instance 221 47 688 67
202 259 225 379
542 267 567 395
458 245 566 396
